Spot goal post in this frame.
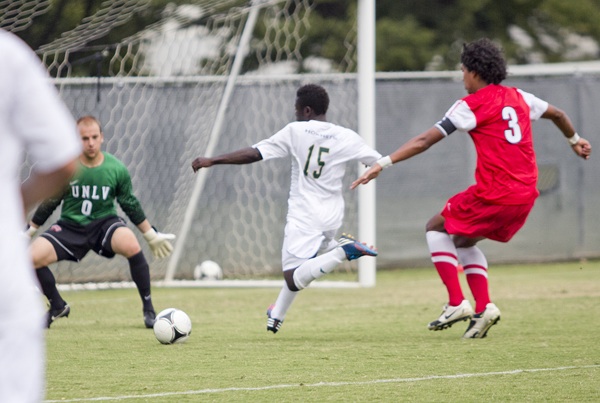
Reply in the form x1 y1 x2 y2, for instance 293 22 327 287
357 0 377 287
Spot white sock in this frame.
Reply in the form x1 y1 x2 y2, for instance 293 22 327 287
270 282 297 321
292 247 346 290
426 230 457 256
457 246 488 275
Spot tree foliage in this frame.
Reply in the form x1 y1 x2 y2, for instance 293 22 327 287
7 0 600 73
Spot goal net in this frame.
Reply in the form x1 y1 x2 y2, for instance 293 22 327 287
14 0 366 285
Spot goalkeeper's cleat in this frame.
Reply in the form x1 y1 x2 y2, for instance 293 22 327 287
427 299 474 331
266 305 283 334
338 233 378 261
462 303 501 339
47 304 70 328
144 309 156 329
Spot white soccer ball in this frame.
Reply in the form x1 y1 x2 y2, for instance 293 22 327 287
194 260 223 280
153 308 192 345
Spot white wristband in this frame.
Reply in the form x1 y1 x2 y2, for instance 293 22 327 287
376 155 393 169
567 133 581 146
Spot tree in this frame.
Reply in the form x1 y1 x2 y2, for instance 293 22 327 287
6 0 600 74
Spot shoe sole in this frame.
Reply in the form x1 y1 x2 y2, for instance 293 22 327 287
428 315 471 331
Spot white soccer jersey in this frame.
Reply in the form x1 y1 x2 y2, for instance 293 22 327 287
254 120 381 231
0 31 81 402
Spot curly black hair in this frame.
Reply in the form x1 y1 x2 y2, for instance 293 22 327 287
296 84 329 115
461 38 507 85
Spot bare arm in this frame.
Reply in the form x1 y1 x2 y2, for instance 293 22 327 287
192 147 263 173
387 126 445 164
542 104 591 160
136 219 152 234
21 160 78 214
351 127 445 189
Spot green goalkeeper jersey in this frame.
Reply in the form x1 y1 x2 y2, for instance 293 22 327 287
32 152 146 227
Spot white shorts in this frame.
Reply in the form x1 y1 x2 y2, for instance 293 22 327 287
0 266 45 403
281 222 338 271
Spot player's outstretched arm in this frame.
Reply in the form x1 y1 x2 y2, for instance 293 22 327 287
192 147 263 173
138 219 176 259
351 127 444 189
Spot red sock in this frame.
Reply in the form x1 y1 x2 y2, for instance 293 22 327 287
465 267 490 313
457 246 490 313
427 231 464 306
431 253 464 306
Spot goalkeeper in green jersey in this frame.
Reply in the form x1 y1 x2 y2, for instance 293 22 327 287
27 115 175 329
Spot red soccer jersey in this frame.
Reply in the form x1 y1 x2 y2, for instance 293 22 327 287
442 84 548 205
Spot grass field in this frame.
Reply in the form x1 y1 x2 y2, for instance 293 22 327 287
44 261 600 402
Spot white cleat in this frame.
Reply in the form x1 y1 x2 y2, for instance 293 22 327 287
462 302 501 339
428 299 474 331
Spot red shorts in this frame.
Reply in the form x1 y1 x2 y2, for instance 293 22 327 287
441 189 535 243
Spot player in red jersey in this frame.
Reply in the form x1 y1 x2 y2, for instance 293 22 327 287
351 38 591 339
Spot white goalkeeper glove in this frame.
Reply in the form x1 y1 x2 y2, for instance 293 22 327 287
143 228 176 259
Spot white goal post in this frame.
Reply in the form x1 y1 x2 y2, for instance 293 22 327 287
356 0 377 287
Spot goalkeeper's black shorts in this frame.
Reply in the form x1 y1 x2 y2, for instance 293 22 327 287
40 216 127 262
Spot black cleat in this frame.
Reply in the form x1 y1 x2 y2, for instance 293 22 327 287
266 305 283 334
47 304 70 328
144 309 156 329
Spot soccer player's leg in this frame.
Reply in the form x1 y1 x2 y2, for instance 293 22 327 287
0 281 45 402
457 246 490 314
425 230 471 330
425 206 475 331
266 225 331 333
30 235 71 328
106 222 155 328
292 229 377 290
456 202 532 338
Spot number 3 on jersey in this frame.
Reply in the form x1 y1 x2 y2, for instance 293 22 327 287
303 144 330 178
502 106 522 144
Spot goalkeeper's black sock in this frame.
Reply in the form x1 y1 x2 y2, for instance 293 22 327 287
128 252 154 311
36 266 66 309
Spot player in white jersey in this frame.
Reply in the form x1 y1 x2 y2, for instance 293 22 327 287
192 84 380 333
0 30 81 403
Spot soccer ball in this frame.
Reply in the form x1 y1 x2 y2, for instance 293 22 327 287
194 260 223 280
153 308 192 344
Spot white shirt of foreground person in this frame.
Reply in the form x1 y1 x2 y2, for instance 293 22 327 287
0 31 81 403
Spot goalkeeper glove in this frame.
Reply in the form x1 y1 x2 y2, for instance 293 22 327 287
143 227 176 259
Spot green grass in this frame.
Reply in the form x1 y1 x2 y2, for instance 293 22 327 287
44 261 600 402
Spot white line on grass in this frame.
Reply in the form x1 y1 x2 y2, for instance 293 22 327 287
44 364 600 402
